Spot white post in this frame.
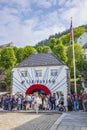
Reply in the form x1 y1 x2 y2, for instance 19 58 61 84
72 27 77 94
35 104 39 114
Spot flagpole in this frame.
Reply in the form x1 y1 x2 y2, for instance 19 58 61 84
70 18 77 94
72 31 77 94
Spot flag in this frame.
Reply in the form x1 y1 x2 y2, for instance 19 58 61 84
70 17 72 43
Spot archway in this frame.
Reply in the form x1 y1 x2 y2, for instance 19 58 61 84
26 84 51 95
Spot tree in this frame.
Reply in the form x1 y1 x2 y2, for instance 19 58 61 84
0 48 17 69
42 46 51 53
52 43 67 63
4 69 12 91
16 48 25 63
60 34 70 46
49 38 57 49
13 46 18 57
74 27 86 41
82 59 87 71
36 46 43 53
67 44 83 77
23 46 35 59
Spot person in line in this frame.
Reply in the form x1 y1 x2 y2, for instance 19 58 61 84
67 93 73 111
73 93 79 111
49 93 56 110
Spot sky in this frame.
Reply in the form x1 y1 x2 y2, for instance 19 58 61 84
0 0 87 47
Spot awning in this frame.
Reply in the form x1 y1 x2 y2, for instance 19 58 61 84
26 84 51 95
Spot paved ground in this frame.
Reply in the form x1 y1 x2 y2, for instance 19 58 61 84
56 111 87 130
0 112 61 130
0 110 87 130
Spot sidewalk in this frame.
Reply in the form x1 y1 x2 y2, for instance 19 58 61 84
0 108 87 130
50 111 87 130
0 111 61 130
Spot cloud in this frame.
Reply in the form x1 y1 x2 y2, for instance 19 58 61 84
0 0 87 47
58 0 66 6
58 0 87 27
33 0 52 8
0 0 30 8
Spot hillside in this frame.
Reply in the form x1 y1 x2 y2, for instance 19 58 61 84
35 24 87 47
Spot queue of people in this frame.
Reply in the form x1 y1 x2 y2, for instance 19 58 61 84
0 92 65 112
67 90 87 112
0 90 87 112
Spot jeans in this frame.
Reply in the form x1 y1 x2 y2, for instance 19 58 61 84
74 101 79 110
51 102 56 110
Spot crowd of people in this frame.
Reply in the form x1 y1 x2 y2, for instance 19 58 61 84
0 90 87 112
0 92 65 112
67 90 87 112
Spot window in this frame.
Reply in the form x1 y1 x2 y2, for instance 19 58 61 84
21 71 27 77
50 69 58 76
35 70 42 77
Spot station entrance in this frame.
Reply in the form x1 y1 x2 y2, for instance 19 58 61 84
26 84 51 95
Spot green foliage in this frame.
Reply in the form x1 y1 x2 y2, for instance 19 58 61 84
16 48 25 63
13 47 18 56
52 43 67 63
49 38 57 49
0 48 17 69
35 26 86 47
82 58 87 71
35 29 71 47
70 78 84 95
23 46 35 59
4 69 12 91
74 27 86 41
67 44 83 77
59 27 86 46
36 46 43 53
35 39 50 47
59 34 70 46
13 46 35 63
36 46 51 53
42 46 50 53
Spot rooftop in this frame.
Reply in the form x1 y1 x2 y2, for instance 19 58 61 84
16 52 65 67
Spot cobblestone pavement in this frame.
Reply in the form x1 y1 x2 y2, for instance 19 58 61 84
56 111 87 130
0 112 61 130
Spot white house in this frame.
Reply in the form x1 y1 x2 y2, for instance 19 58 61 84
12 52 70 106
77 32 87 57
77 32 87 91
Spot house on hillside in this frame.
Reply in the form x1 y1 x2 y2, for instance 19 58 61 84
12 51 70 106
0 42 15 48
77 32 87 57
77 32 87 91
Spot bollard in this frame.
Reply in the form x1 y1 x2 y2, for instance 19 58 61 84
35 104 39 114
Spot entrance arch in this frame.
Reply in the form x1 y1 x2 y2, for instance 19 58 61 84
26 84 51 95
